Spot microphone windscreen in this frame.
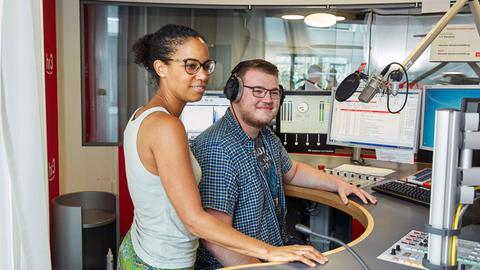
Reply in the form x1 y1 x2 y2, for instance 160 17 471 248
335 73 360 102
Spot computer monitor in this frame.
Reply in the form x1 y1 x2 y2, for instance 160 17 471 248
275 91 335 153
327 89 422 151
180 91 230 142
421 85 480 150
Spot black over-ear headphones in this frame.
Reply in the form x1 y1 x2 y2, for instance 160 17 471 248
224 61 285 105
224 61 247 103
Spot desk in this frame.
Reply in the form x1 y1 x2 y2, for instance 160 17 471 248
225 154 431 270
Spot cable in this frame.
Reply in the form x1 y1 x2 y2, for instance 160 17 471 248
450 187 480 264
451 204 463 265
458 204 471 227
295 224 371 270
385 62 409 114
230 104 248 138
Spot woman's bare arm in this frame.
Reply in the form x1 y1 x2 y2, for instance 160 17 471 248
137 112 326 266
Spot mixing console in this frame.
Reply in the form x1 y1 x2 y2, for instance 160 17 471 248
378 230 480 269
324 168 385 188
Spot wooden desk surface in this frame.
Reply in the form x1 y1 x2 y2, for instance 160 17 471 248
222 154 431 270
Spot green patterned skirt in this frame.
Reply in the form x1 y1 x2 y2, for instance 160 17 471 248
117 231 194 270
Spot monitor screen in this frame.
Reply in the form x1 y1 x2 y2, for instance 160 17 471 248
421 85 480 150
180 91 230 142
276 91 335 153
328 89 421 151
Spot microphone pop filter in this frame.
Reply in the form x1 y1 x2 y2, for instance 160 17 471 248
335 73 360 102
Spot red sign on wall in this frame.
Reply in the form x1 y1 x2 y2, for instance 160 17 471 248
43 0 59 241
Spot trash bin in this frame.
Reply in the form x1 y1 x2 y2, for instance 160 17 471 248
52 191 116 270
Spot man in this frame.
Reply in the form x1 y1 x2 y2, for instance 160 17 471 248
297 64 323 91
191 59 377 269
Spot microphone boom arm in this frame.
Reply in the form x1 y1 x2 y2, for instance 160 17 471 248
359 0 479 106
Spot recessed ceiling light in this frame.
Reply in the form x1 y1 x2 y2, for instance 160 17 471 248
282 15 305 20
304 13 337 28
335 16 346 21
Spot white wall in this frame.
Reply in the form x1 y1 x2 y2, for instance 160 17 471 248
55 0 444 194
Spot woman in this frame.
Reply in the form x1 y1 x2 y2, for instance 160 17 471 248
118 24 326 269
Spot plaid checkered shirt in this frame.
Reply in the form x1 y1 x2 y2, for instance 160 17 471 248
191 109 292 270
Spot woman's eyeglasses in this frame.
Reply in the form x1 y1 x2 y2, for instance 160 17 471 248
167 58 216 75
243 85 282 100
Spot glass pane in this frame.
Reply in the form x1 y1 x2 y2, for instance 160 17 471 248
81 1 478 145
82 3 119 144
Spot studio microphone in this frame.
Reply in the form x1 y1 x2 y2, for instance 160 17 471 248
358 74 387 103
295 224 371 270
358 64 405 103
389 69 403 96
391 81 400 96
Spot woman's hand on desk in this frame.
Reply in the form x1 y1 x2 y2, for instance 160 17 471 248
264 244 327 267
336 180 377 205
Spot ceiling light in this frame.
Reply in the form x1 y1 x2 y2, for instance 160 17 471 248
282 15 305 20
304 13 337 28
335 16 346 21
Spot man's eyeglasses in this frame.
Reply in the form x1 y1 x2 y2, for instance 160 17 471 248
243 85 282 100
167 58 216 75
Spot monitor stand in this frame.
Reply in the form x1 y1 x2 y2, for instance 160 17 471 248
350 147 366 165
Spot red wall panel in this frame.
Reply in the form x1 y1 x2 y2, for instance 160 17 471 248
119 146 134 236
43 0 59 225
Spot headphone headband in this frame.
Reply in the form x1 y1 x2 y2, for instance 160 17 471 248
231 60 249 76
224 60 285 105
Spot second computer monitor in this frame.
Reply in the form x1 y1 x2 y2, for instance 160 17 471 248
421 85 480 150
328 89 422 151
276 91 335 153
180 91 230 142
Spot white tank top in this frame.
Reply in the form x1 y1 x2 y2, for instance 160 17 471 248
123 106 201 268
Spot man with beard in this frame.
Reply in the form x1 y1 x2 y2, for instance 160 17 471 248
191 59 377 269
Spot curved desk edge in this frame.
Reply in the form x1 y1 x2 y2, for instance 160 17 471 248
222 185 374 270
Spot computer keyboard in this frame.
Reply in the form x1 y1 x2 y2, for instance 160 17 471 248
371 180 431 207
